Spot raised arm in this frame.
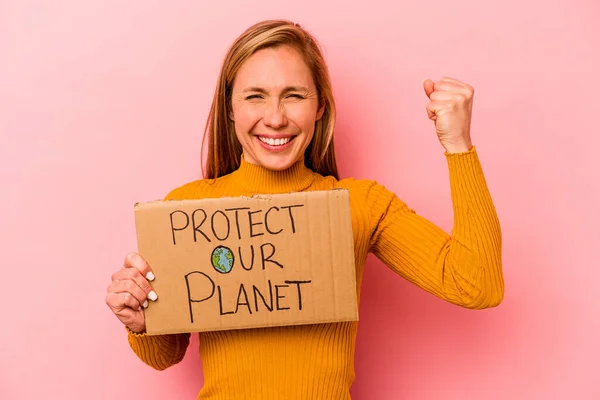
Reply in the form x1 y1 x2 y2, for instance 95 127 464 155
368 77 503 309
368 147 504 309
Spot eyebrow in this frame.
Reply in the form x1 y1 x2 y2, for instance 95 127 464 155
242 86 309 94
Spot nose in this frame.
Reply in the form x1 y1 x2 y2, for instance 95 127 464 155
263 101 288 129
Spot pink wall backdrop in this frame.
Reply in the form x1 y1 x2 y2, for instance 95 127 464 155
1 1 598 399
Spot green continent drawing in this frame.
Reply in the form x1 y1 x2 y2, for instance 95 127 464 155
211 246 234 274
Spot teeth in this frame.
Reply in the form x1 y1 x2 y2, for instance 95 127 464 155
259 137 291 146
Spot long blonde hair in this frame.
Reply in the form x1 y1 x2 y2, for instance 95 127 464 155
202 20 339 179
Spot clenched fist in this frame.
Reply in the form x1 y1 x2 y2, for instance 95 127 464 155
422 77 474 154
105 252 158 333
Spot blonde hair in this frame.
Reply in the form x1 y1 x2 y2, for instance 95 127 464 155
202 20 339 179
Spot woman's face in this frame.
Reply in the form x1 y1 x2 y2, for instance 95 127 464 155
230 45 324 171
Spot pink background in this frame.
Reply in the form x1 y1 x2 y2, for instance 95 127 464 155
1 1 598 399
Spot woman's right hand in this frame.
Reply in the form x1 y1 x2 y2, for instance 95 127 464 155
105 252 158 333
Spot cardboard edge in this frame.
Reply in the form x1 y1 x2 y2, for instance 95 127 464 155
342 190 360 322
134 189 352 209
328 189 359 323
145 314 360 336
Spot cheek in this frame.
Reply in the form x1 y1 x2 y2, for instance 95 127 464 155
287 105 319 132
233 104 262 131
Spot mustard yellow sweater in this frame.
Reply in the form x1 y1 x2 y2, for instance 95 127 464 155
127 147 504 399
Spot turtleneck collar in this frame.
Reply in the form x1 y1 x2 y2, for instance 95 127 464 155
229 155 317 194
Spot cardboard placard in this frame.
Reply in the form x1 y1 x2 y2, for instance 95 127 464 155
133 189 358 335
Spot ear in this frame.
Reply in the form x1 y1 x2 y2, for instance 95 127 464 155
315 102 325 121
226 95 235 121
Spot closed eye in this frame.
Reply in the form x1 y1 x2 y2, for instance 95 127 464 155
244 93 305 100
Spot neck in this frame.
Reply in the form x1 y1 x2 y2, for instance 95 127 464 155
230 156 316 193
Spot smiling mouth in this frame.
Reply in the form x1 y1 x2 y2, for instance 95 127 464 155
257 136 294 147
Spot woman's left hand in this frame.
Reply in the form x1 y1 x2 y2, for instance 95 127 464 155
422 77 474 153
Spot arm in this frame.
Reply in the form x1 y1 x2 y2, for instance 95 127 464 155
126 327 191 371
369 147 504 309
125 182 198 370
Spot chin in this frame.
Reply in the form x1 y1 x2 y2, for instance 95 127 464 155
257 155 300 171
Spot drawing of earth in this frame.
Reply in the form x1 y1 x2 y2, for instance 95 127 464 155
211 246 234 274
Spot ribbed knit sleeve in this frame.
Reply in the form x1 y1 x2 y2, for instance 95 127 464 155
127 327 190 370
368 147 504 309
125 183 199 370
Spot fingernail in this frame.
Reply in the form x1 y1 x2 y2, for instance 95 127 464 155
143 300 149 308
148 291 158 301
146 271 155 281
138 306 142 311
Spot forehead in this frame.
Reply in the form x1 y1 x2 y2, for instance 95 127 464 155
233 45 315 90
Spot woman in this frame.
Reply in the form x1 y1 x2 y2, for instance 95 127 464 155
105 19 504 399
